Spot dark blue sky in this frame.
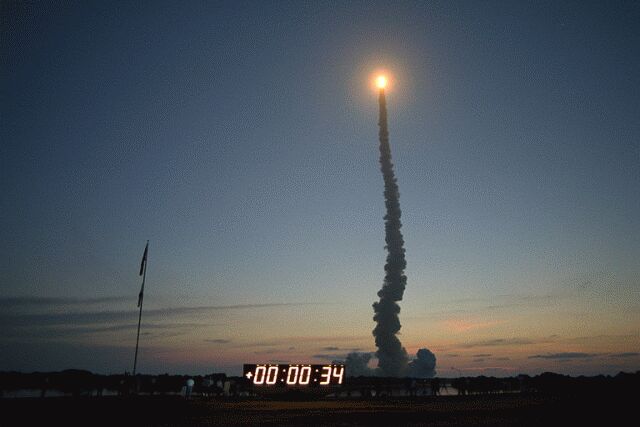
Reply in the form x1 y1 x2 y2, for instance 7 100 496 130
1 1 639 375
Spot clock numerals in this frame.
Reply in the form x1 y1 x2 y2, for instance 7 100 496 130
253 366 265 384
253 365 279 385
286 366 299 384
299 366 311 384
332 365 345 384
244 364 345 386
319 366 332 385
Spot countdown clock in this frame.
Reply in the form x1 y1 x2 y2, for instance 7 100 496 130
243 364 345 387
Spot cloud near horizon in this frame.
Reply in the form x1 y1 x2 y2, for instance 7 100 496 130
0 296 130 308
529 352 598 360
0 302 317 328
456 338 539 349
609 352 639 358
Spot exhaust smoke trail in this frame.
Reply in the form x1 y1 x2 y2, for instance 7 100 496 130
372 87 409 377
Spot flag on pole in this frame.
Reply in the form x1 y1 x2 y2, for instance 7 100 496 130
138 241 148 307
139 241 148 276
137 285 144 308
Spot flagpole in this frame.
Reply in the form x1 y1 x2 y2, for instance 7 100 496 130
133 241 148 377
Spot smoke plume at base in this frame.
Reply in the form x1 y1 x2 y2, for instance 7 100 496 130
408 348 437 378
335 349 437 378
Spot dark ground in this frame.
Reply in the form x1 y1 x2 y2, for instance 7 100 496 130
0 393 634 426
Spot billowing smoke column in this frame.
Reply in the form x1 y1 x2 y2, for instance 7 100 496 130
372 86 409 377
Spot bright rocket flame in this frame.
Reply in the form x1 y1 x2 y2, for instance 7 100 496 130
376 75 387 89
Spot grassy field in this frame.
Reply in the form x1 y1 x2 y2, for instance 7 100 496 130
1 393 632 426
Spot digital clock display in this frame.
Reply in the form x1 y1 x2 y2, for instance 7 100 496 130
243 364 345 386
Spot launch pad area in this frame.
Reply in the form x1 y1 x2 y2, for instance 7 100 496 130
1 391 634 426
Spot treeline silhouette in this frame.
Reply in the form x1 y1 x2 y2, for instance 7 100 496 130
1 370 638 398
0 370 227 397
450 371 638 396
